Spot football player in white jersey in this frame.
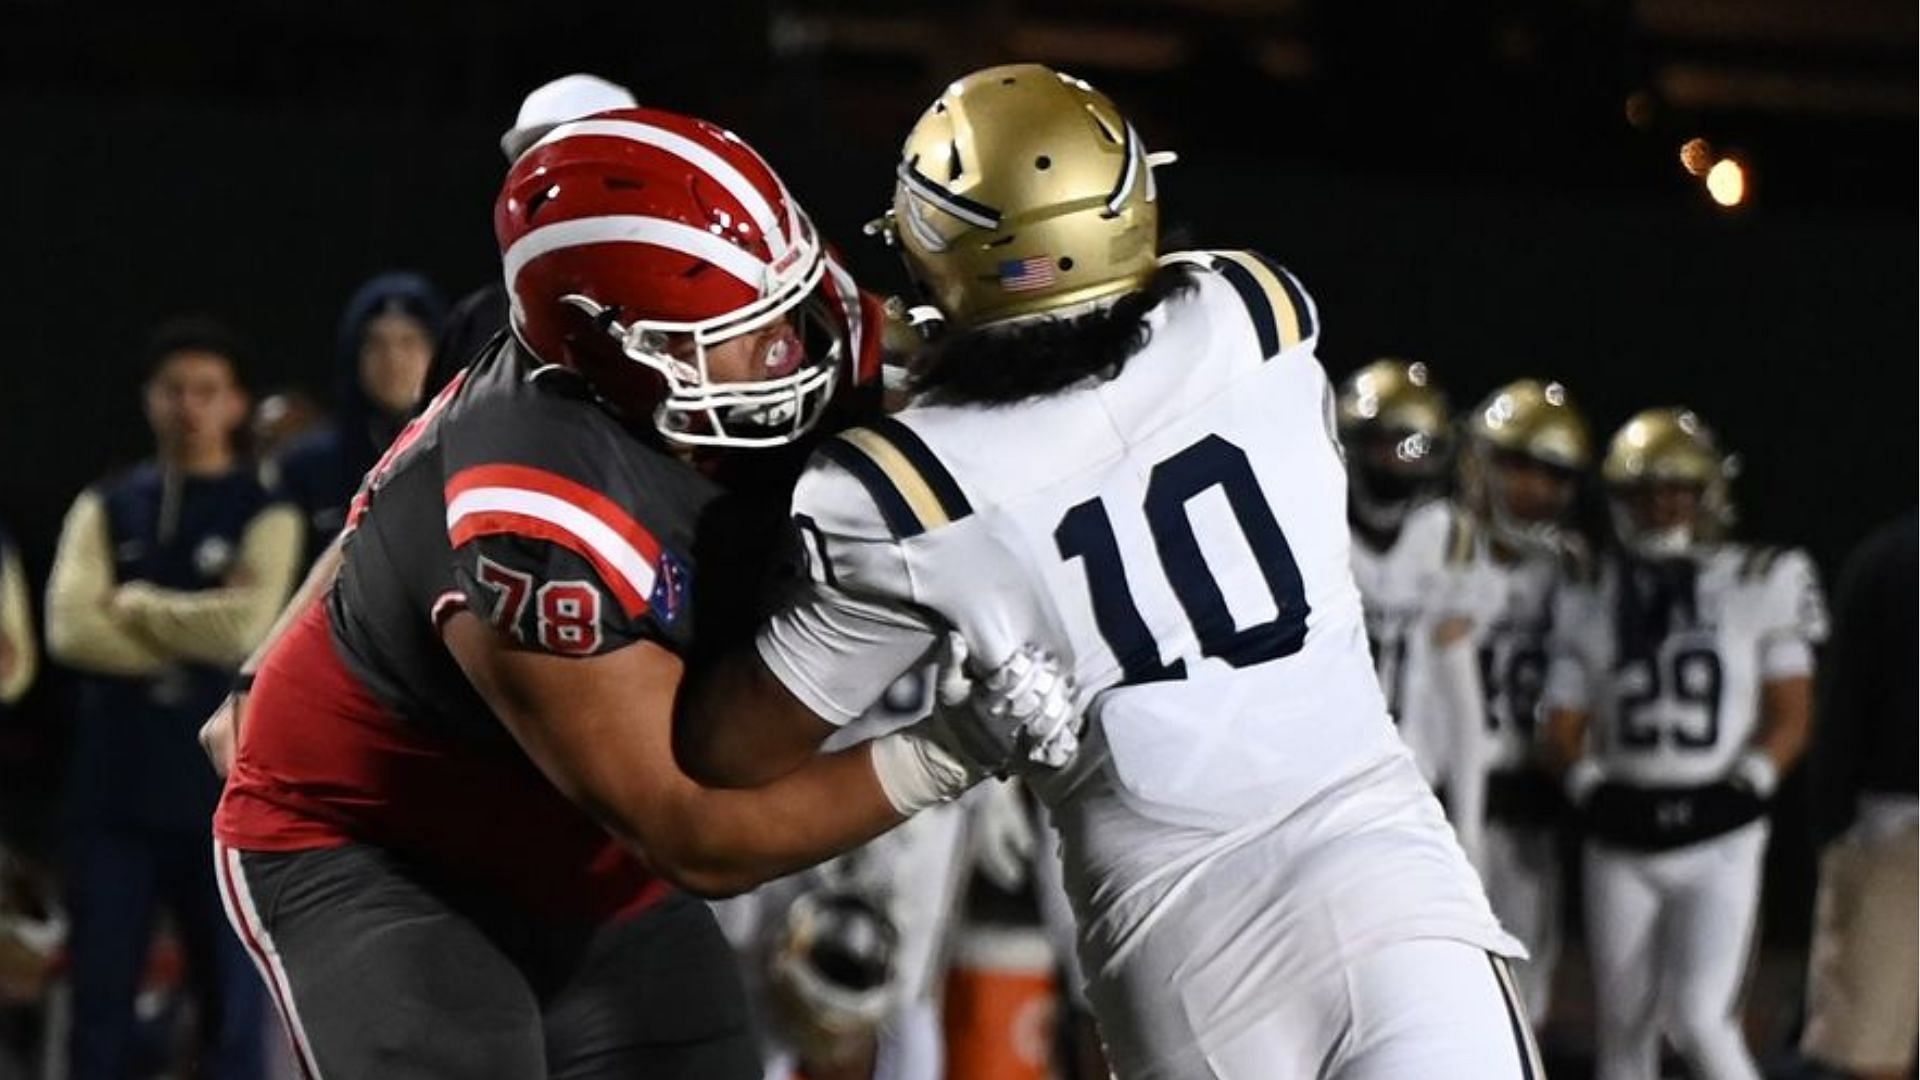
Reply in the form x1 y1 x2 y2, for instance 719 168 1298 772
1440 379 1595 1022
1336 359 1458 787
676 64 1535 1079
1542 409 1824 1080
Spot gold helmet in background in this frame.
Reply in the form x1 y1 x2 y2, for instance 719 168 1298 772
1335 359 1453 533
1602 407 1736 556
767 888 899 1068
877 63 1172 330
1461 378 1593 554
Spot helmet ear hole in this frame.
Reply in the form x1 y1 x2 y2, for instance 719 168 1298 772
1086 106 1121 144
524 186 557 224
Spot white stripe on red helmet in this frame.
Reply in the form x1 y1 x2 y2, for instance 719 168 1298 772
534 118 793 260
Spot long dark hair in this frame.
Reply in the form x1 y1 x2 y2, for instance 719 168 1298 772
907 264 1196 407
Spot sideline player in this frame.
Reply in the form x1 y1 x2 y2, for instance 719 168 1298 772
676 64 1537 1080
1444 379 1594 1017
1335 358 1456 785
208 109 1042 1076
1545 408 1823 1080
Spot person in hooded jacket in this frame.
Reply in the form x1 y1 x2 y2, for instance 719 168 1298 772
275 272 445 563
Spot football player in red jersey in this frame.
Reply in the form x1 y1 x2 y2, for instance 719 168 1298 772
205 109 1050 1077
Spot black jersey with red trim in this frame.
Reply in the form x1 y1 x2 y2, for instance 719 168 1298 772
325 337 721 740
218 276 887 919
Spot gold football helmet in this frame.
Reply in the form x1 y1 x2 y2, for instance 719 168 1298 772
1602 407 1735 555
1461 379 1593 554
876 63 1172 329
1335 359 1453 533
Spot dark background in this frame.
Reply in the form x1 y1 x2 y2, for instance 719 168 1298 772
0 0 1913 937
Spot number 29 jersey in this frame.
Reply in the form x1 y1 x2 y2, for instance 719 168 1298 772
1543 545 1826 786
760 251 1407 829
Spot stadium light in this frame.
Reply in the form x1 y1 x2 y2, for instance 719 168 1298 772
1706 158 1747 207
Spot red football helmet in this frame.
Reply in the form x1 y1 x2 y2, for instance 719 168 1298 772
495 107 850 447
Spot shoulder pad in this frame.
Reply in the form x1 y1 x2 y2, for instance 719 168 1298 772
1743 545 1781 580
1557 534 1596 583
1165 249 1316 360
815 417 973 539
446 463 668 619
1738 545 1783 582
1444 505 1479 567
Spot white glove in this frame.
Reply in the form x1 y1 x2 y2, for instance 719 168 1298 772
969 780 1037 892
1563 758 1605 808
935 635 1083 775
870 636 1083 817
1727 749 1779 799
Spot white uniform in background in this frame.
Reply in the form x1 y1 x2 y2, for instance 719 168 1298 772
1546 545 1824 1080
712 667 972 1080
1433 508 1576 1022
1348 498 1459 785
758 254 1531 1079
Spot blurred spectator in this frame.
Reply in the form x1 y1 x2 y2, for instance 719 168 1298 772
276 272 443 560
1800 509 1917 1080
0 523 35 710
423 72 638 399
248 389 324 460
44 317 301 1079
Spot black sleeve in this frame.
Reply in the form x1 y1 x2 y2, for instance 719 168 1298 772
438 384 691 659
448 531 668 657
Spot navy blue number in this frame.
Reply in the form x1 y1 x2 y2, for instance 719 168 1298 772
1615 647 1723 750
1146 436 1312 667
1055 435 1310 686
1479 640 1549 737
1669 648 1723 749
1056 500 1187 684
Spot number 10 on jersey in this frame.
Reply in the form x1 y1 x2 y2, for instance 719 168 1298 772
1055 435 1311 686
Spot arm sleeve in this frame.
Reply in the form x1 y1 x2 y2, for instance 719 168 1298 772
1430 633 1487 866
439 388 686 658
448 529 669 657
111 504 305 667
43 491 170 676
1758 549 1826 680
0 542 38 703
753 455 942 726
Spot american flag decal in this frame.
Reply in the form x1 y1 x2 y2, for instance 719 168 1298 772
997 256 1058 292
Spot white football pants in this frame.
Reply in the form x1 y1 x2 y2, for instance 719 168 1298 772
1096 938 1543 1080
1481 820 1562 1023
1584 821 1767 1080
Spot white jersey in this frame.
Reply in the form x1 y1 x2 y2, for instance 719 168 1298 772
1350 500 1567 777
764 253 1402 824
1348 499 1452 777
758 252 1514 1067
1349 499 1493 782
1544 545 1826 786
1440 515 1574 774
